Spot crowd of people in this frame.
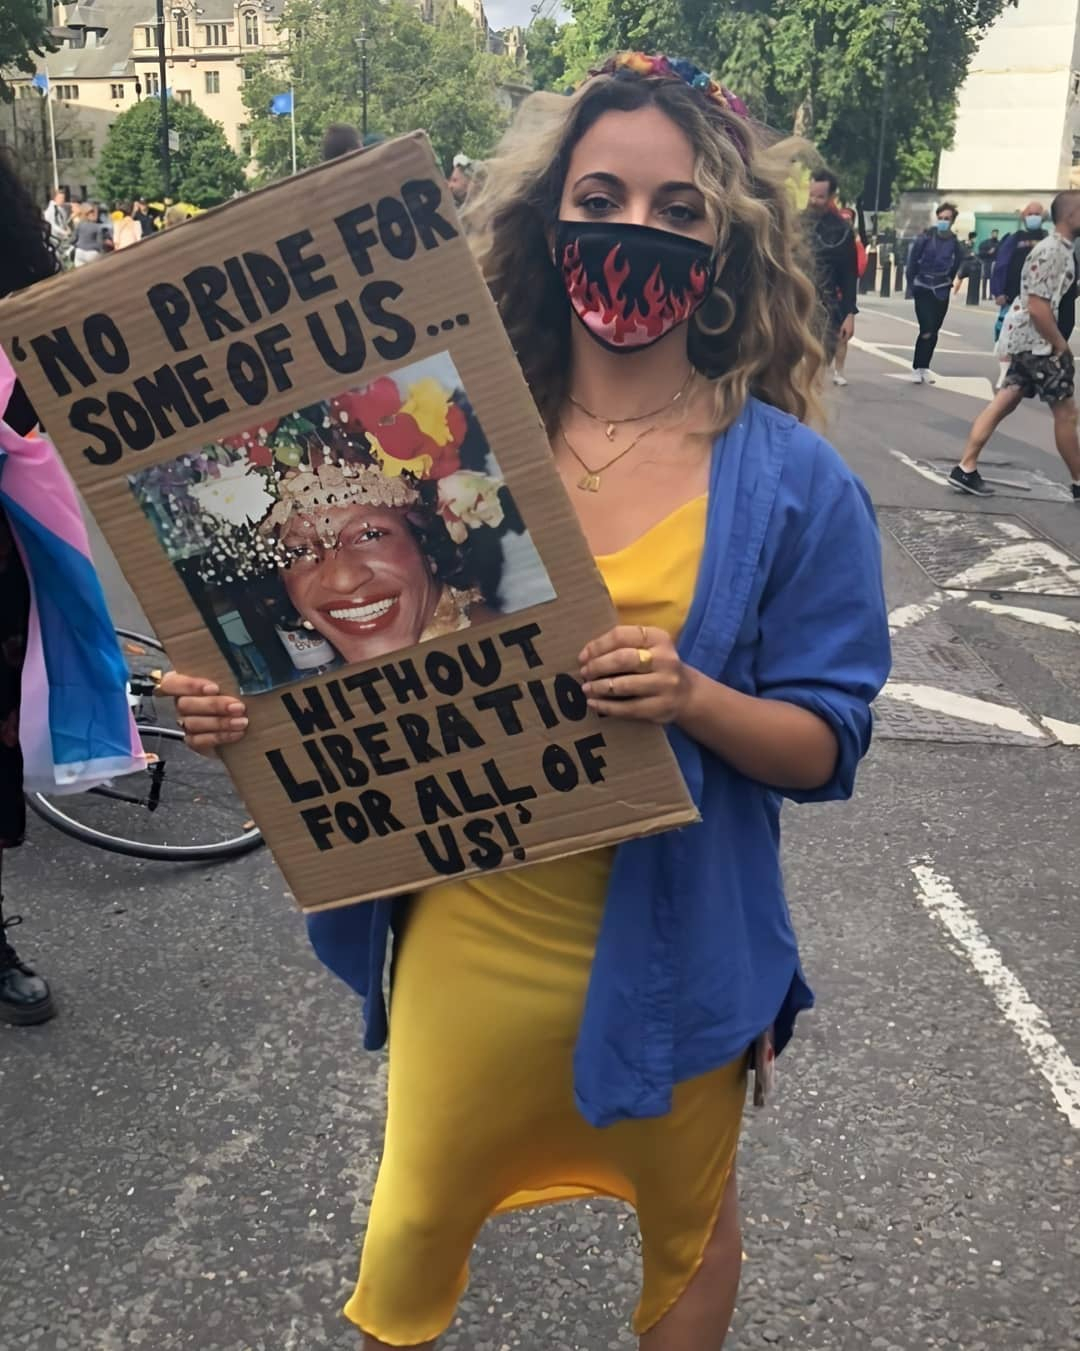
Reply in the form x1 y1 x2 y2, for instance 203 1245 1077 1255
42 189 190 266
0 51 1075 1350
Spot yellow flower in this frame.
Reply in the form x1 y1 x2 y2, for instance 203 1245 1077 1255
368 432 433 480
401 378 453 447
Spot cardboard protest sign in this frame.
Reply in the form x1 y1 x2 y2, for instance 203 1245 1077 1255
0 133 697 910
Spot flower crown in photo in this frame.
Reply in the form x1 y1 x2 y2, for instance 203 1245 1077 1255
584 52 749 121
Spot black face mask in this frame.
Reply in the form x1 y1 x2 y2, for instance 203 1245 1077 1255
555 220 713 354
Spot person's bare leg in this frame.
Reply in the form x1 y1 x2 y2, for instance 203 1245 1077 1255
638 1167 741 1351
959 385 1024 471
362 1337 436 1350
834 332 848 376
1050 398 1080 480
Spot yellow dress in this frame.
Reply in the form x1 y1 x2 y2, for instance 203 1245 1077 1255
346 494 747 1345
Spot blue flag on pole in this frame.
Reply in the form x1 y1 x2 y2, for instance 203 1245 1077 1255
31 72 49 92
270 91 293 115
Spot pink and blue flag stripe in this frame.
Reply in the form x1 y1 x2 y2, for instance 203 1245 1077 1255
0 347 145 793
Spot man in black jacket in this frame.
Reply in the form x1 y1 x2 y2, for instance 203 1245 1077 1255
804 169 859 387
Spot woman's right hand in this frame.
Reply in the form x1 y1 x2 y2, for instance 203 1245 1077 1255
156 672 249 755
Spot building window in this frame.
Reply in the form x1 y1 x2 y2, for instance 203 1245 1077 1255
175 13 190 45
175 89 192 104
205 69 220 93
55 84 79 101
77 138 94 158
110 82 125 98
204 22 228 44
142 25 154 47
18 85 34 99
243 10 258 44
56 138 73 159
147 71 160 95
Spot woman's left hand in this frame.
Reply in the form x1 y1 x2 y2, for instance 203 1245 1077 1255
579 625 692 724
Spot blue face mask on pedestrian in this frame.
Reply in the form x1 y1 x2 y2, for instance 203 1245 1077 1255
1025 213 1043 231
935 218 952 233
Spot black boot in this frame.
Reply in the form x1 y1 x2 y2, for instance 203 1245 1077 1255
0 905 56 1026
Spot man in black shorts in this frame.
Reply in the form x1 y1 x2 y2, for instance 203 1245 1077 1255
952 189 1080 500
804 169 858 386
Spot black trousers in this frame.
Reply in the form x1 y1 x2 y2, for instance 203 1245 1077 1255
913 291 950 369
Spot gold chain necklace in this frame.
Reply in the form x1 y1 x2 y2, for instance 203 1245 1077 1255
567 369 695 441
559 422 658 493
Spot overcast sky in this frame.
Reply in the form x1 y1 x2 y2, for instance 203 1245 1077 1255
486 0 566 31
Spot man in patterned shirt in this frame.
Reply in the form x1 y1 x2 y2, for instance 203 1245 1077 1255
951 189 1080 501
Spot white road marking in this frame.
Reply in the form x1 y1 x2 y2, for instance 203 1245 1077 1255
888 447 950 487
850 336 995 400
971 599 1080 635
942 539 1080 592
882 681 1047 738
874 342 983 356
910 860 1080 1130
859 304 961 338
888 598 942 632
1041 715 1080 745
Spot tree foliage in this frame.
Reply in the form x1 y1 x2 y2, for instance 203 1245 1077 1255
96 97 245 206
526 17 568 92
241 0 512 184
557 0 1019 206
0 0 54 101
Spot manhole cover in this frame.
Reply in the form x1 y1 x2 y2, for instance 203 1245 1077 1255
876 618 1052 745
879 508 1080 596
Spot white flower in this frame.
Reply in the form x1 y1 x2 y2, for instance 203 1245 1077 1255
437 470 505 544
189 461 276 529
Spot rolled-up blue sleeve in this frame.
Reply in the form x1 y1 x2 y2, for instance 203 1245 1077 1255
754 467 891 803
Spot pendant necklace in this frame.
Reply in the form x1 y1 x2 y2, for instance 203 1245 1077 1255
566 368 695 441
559 422 658 493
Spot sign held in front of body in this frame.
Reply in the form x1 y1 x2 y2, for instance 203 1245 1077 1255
0 133 696 910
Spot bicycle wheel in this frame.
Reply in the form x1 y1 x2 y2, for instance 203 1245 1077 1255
27 724 263 861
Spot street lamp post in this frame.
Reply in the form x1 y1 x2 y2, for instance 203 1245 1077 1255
357 27 369 137
872 5 899 242
155 0 171 196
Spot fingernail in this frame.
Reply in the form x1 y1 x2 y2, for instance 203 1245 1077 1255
581 683 592 695
202 683 220 695
226 703 245 715
229 717 249 729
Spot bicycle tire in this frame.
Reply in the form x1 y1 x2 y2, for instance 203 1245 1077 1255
27 725 263 861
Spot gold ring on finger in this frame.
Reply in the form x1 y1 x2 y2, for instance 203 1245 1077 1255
637 647 652 669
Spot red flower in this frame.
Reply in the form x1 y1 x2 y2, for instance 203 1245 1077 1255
220 419 278 451
247 441 273 467
331 377 401 431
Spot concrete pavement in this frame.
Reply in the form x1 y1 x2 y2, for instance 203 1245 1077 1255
2 305 1079 1350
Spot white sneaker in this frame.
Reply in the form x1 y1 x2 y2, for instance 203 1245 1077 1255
832 373 849 387
919 369 936 384
906 371 924 383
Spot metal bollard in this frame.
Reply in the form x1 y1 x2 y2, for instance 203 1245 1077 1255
966 269 981 306
880 254 892 299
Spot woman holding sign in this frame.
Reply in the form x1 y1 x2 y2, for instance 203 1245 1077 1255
162 53 890 1350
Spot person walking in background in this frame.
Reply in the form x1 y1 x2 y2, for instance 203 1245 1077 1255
448 152 473 206
804 169 858 387
905 202 963 383
952 191 1080 500
978 228 1000 299
43 187 70 250
71 202 106 266
112 201 141 250
132 197 153 237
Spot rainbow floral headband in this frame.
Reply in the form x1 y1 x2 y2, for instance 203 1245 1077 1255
585 52 749 121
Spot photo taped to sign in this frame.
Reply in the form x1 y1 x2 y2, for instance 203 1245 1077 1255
0 132 696 911
127 353 555 694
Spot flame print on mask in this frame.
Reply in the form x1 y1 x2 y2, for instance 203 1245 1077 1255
556 220 713 353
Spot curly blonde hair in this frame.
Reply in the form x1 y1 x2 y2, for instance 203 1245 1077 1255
463 69 825 433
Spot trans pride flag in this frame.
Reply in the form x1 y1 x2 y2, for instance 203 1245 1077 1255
0 348 145 793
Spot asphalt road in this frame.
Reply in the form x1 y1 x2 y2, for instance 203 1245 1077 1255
2 292 1079 1351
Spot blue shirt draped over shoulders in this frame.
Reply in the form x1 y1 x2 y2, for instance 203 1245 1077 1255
306 397 892 1128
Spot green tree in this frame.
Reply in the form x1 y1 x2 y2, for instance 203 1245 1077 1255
560 0 1019 205
242 0 511 184
526 17 568 92
0 0 54 101
95 98 245 206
